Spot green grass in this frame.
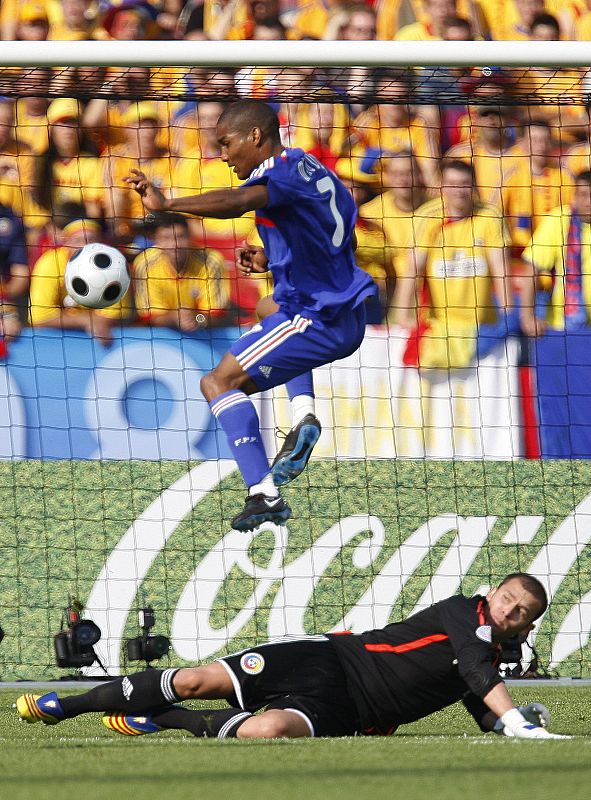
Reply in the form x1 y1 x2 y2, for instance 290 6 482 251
1 687 590 800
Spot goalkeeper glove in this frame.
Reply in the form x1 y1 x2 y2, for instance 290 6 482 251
497 707 570 739
494 703 551 735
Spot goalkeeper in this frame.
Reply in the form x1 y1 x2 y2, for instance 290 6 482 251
16 573 568 740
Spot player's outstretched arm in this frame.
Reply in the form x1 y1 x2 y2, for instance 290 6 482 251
124 169 269 219
483 683 570 739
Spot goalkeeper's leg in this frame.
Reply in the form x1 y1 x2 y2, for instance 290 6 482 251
17 664 234 723
104 705 254 738
104 705 312 739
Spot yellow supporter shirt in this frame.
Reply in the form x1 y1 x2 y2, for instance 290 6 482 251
94 102 173 154
352 222 392 288
172 157 254 243
0 0 62 35
358 191 418 278
395 20 438 40
575 11 591 40
0 141 48 229
133 246 230 322
511 69 585 144
29 246 130 326
563 142 591 184
104 148 173 227
413 198 511 327
50 156 105 210
522 205 591 331
0 183 48 230
169 109 207 158
444 140 525 211
289 103 350 156
509 164 572 247
479 0 527 40
14 102 50 155
354 108 439 188
377 0 489 39
0 140 37 192
482 0 586 40
288 0 331 39
203 0 250 38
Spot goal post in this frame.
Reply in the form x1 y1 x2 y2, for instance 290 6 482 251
0 39 591 66
0 42 591 680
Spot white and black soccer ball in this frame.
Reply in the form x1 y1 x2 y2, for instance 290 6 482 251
65 243 130 309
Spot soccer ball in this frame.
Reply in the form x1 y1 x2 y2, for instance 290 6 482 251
65 243 130 309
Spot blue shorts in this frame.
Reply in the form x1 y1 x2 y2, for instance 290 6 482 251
229 303 367 391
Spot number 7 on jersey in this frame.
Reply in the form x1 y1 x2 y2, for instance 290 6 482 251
316 175 345 248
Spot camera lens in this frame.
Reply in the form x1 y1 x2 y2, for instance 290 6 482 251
144 635 171 661
73 620 101 648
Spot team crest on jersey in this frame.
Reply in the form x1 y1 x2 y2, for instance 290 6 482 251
475 625 492 643
240 652 265 675
297 154 322 182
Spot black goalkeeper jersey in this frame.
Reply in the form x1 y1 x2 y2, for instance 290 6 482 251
327 594 503 733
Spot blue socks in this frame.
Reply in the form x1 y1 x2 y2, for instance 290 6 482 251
286 372 314 401
210 390 271 488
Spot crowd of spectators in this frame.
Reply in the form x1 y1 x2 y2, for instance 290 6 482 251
1 0 591 352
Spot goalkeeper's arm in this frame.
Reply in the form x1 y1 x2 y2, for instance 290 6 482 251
483 683 569 739
465 688 566 739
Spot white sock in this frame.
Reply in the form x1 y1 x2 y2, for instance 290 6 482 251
291 395 315 427
249 474 278 498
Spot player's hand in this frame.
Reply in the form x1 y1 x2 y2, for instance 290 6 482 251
237 247 268 276
520 703 551 729
496 703 551 736
123 169 167 212
513 726 570 740
499 707 570 739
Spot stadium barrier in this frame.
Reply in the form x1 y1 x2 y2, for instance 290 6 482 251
1 327 522 460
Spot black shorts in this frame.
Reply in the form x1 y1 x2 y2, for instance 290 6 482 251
217 636 361 737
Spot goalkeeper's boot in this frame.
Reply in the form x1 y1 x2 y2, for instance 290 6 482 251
231 493 292 532
103 712 162 736
271 414 321 486
14 692 64 725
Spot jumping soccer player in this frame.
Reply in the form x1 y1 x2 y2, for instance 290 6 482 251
16 574 569 740
123 100 377 532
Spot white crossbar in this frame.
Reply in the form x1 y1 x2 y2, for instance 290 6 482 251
0 40 590 68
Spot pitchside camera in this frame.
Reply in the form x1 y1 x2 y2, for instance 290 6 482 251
54 600 101 668
126 607 170 664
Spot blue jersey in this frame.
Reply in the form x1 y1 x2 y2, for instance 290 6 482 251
244 148 376 320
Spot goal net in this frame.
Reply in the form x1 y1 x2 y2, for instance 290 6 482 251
0 42 590 680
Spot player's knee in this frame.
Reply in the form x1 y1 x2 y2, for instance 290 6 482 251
200 371 217 400
200 367 244 400
172 667 206 699
237 711 308 739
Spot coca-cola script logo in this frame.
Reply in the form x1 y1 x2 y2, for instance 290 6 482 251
84 461 591 676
